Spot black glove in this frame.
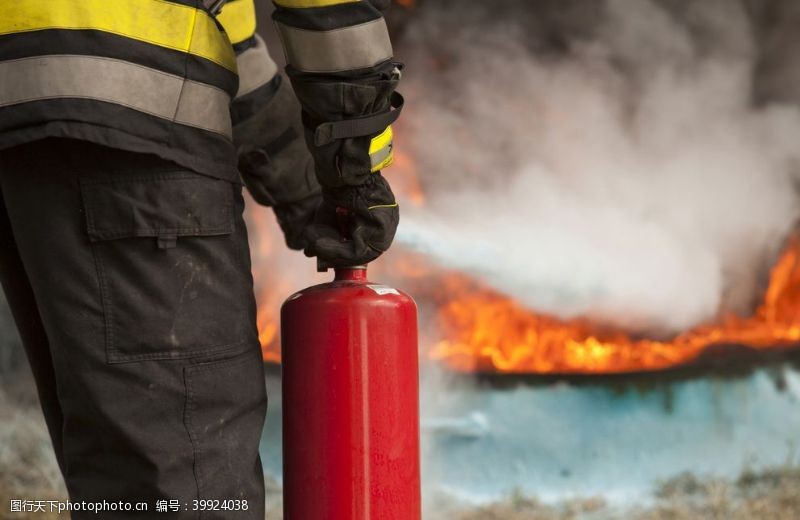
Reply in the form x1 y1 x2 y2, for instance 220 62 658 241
288 61 403 188
273 194 320 251
304 173 399 267
287 61 403 266
233 75 321 250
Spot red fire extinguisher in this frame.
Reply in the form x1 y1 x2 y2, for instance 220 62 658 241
281 265 421 520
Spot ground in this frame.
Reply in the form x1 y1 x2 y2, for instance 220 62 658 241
2 376 799 520
426 467 800 520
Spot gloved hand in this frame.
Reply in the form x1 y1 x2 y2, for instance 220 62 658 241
273 194 320 251
288 60 404 266
233 75 321 250
304 173 399 267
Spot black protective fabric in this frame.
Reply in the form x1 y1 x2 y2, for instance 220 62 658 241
367 0 391 10
234 76 319 204
0 99 240 183
304 172 399 267
0 195 66 476
272 1 383 32
161 0 205 7
0 10 238 182
312 91 403 146
0 2 234 88
274 194 322 251
0 139 266 518
202 0 228 14
288 60 402 188
233 75 321 249
232 34 258 54
230 76 281 126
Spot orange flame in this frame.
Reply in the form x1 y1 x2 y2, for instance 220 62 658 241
428 238 800 374
250 203 800 375
247 120 800 375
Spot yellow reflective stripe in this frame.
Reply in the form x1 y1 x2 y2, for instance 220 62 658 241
217 0 257 45
2 0 236 71
367 203 398 210
369 126 393 154
369 126 394 172
275 0 360 8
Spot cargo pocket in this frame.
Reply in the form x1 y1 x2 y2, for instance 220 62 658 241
184 349 267 512
81 171 254 363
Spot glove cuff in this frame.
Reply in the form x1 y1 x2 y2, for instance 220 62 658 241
288 62 403 188
321 171 396 210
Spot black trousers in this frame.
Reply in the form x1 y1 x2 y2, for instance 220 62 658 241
0 139 267 519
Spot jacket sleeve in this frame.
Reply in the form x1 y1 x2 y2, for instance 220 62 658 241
216 0 281 125
270 0 403 189
217 0 320 214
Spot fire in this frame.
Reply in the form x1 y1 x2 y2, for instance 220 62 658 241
249 194 800 374
246 119 800 375
246 197 314 365
429 237 800 374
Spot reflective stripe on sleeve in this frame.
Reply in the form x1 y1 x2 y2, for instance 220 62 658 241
236 35 278 98
0 55 232 137
217 0 257 45
369 126 394 172
2 0 236 71
275 18 392 73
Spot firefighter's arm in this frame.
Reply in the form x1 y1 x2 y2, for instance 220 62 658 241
271 0 403 266
219 0 321 251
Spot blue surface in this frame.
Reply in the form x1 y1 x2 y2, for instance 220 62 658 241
260 364 800 504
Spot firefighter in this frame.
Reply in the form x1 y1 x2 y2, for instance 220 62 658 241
0 0 401 517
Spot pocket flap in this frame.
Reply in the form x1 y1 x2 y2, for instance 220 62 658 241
82 173 234 241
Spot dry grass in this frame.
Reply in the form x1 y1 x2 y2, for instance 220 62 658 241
425 492 608 520
629 467 800 520
430 465 800 520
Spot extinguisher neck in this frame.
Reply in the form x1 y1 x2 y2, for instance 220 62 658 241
334 266 368 282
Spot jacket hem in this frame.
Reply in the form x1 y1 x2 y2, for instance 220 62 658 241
0 121 241 184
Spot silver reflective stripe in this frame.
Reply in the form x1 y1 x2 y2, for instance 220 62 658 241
0 55 232 137
370 143 392 170
275 18 393 73
236 34 278 98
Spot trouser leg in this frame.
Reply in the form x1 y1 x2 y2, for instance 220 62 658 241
0 139 267 519
0 178 66 475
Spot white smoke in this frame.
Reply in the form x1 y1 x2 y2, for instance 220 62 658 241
394 0 800 337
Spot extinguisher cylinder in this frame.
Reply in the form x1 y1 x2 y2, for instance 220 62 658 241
281 267 421 520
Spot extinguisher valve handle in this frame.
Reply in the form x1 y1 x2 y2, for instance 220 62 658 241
317 259 369 274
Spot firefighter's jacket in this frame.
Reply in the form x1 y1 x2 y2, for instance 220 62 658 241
0 0 396 182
